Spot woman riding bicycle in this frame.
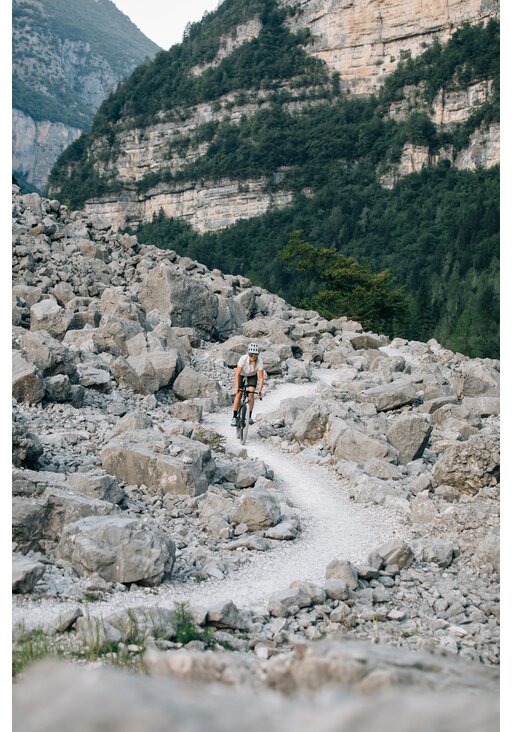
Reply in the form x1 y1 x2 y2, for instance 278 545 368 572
231 342 264 426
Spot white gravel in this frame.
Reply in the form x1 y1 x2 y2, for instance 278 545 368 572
13 370 409 627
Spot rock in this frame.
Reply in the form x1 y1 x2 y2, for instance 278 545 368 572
12 496 48 552
101 433 214 496
461 396 500 417
350 333 387 349
474 534 500 573
218 459 268 488
56 515 175 585
75 363 111 391
264 521 298 540
12 553 46 593
172 365 220 402
44 374 72 402
43 488 118 541
375 539 413 569
139 263 218 338
19 329 75 376
231 488 281 531
169 401 203 422
67 472 124 504
12 422 43 468
360 380 417 412
324 580 350 601
325 559 359 590
284 358 312 382
30 298 71 339
291 400 329 444
12 351 45 404
206 601 248 631
413 539 456 568
386 414 432 464
124 350 182 393
328 425 398 464
432 433 499 494
78 607 176 645
106 411 153 439
454 362 500 397
268 585 312 617
144 647 258 685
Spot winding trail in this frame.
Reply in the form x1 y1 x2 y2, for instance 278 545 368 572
13 370 407 626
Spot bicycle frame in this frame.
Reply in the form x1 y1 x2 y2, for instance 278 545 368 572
235 385 260 444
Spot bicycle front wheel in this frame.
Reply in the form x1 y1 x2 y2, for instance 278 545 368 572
240 404 249 445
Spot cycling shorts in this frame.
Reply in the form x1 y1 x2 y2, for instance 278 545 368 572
238 374 258 389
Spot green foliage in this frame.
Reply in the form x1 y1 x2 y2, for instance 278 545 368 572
171 602 217 647
379 19 499 104
12 629 56 677
137 165 498 358
281 231 409 333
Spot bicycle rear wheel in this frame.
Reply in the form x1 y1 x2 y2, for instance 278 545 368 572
240 404 249 444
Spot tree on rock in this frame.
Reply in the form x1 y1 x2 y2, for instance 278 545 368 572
281 230 408 334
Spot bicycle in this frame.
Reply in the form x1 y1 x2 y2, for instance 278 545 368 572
235 384 261 445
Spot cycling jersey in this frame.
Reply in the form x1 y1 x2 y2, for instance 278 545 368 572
237 354 264 376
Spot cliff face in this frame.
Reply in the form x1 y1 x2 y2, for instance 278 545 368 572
12 110 82 193
51 0 499 232
282 0 499 94
12 0 160 191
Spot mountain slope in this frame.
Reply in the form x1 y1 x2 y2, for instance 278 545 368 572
47 0 499 358
12 0 161 191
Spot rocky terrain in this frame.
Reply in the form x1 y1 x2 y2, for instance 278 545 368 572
12 185 499 728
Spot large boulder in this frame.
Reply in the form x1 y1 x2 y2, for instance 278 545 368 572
12 351 45 404
432 433 499 494
231 488 281 531
18 329 75 377
56 515 175 585
328 424 398 464
453 362 500 398
12 553 46 593
139 263 218 338
12 421 43 468
123 350 182 394
42 488 118 541
359 380 418 412
101 432 215 496
386 414 432 464
291 400 330 444
12 496 48 552
30 298 71 339
172 365 220 402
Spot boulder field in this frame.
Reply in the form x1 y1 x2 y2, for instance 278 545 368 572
12 186 499 729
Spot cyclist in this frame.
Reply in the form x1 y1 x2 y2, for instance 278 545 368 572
231 342 264 426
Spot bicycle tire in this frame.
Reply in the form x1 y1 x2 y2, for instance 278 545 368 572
240 404 249 445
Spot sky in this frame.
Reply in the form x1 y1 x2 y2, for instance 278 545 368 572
111 0 221 49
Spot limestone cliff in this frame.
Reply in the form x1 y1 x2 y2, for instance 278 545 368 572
282 0 499 95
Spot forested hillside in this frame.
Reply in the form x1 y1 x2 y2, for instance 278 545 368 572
49 1 499 358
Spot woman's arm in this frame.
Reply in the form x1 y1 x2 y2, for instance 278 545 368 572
235 365 242 390
257 368 264 396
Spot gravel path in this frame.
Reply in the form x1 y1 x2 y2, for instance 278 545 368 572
13 371 408 626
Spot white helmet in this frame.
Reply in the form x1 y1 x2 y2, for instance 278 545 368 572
247 342 260 355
